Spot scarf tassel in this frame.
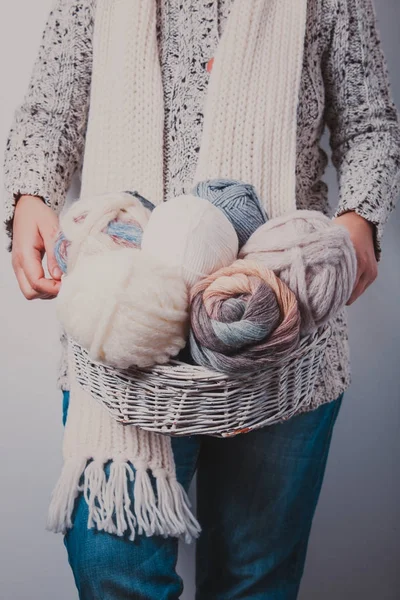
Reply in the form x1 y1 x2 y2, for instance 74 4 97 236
46 457 89 533
155 470 202 543
47 457 200 542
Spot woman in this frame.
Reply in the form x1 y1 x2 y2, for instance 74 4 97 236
3 0 400 598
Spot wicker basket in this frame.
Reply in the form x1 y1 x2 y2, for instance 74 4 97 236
70 325 331 438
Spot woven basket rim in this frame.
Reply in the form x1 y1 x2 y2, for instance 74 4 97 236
69 324 331 383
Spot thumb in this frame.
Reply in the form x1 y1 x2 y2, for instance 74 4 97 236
43 229 62 280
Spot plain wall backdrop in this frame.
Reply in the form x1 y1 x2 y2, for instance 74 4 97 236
0 1 399 599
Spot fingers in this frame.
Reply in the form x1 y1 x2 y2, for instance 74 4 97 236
346 250 378 306
346 279 363 306
11 198 62 300
14 267 54 300
23 245 61 297
346 263 361 306
13 243 61 300
346 273 373 306
14 266 38 300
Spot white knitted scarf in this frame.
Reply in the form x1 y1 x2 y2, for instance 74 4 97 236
48 0 308 542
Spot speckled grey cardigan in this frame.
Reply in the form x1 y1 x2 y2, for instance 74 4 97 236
3 0 400 412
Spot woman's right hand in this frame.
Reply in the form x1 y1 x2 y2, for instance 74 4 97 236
12 195 62 300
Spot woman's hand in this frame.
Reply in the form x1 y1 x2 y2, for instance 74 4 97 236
12 195 62 300
334 211 378 306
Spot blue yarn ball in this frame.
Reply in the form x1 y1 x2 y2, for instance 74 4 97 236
192 179 268 248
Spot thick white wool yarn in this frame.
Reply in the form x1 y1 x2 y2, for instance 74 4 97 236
141 194 239 287
240 210 358 334
57 248 188 368
61 191 153 271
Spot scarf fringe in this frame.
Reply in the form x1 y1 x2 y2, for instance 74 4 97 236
46 457 88 533
47 457 200 542
156 471 201 544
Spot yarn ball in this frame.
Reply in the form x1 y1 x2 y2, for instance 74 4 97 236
240 210 357 334
55 190 154 273
57 248 188 369
141 194 239 288
192 178 268 248
189 259 301 375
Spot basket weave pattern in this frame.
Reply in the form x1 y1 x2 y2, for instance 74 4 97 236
70 325 331 438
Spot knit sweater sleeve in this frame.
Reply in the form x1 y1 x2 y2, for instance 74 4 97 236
323 0 400 259
2 0 95 248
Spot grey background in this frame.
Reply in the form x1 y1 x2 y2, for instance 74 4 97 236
0 1 398 599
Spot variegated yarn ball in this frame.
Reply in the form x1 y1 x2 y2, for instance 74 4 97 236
189 259 301 375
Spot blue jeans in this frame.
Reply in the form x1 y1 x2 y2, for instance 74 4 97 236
62 391 343 599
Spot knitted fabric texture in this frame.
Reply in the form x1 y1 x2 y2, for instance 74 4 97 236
81 0 307 220
194 0 307 219
46 0 308 542
189 259 301 375
240 210 358 334
80 2 164 203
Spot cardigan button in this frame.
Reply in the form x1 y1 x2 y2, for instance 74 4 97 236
207 57 214 73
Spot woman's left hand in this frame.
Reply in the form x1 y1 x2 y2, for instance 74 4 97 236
334 211 378 306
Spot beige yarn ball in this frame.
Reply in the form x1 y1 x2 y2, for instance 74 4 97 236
60 191 153 271
240 210 357 334
57 248 189 368
141 194 239 287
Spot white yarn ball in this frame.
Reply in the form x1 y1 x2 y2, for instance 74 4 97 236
57 248 189 368
141 194 239 287
60 191 153 270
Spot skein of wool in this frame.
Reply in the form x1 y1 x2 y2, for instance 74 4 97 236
191 179 268 248
56 192 188 369
57 249 188 368
189 259 300 375
141 194 239 288
240 210 357 334
54 190 155 273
